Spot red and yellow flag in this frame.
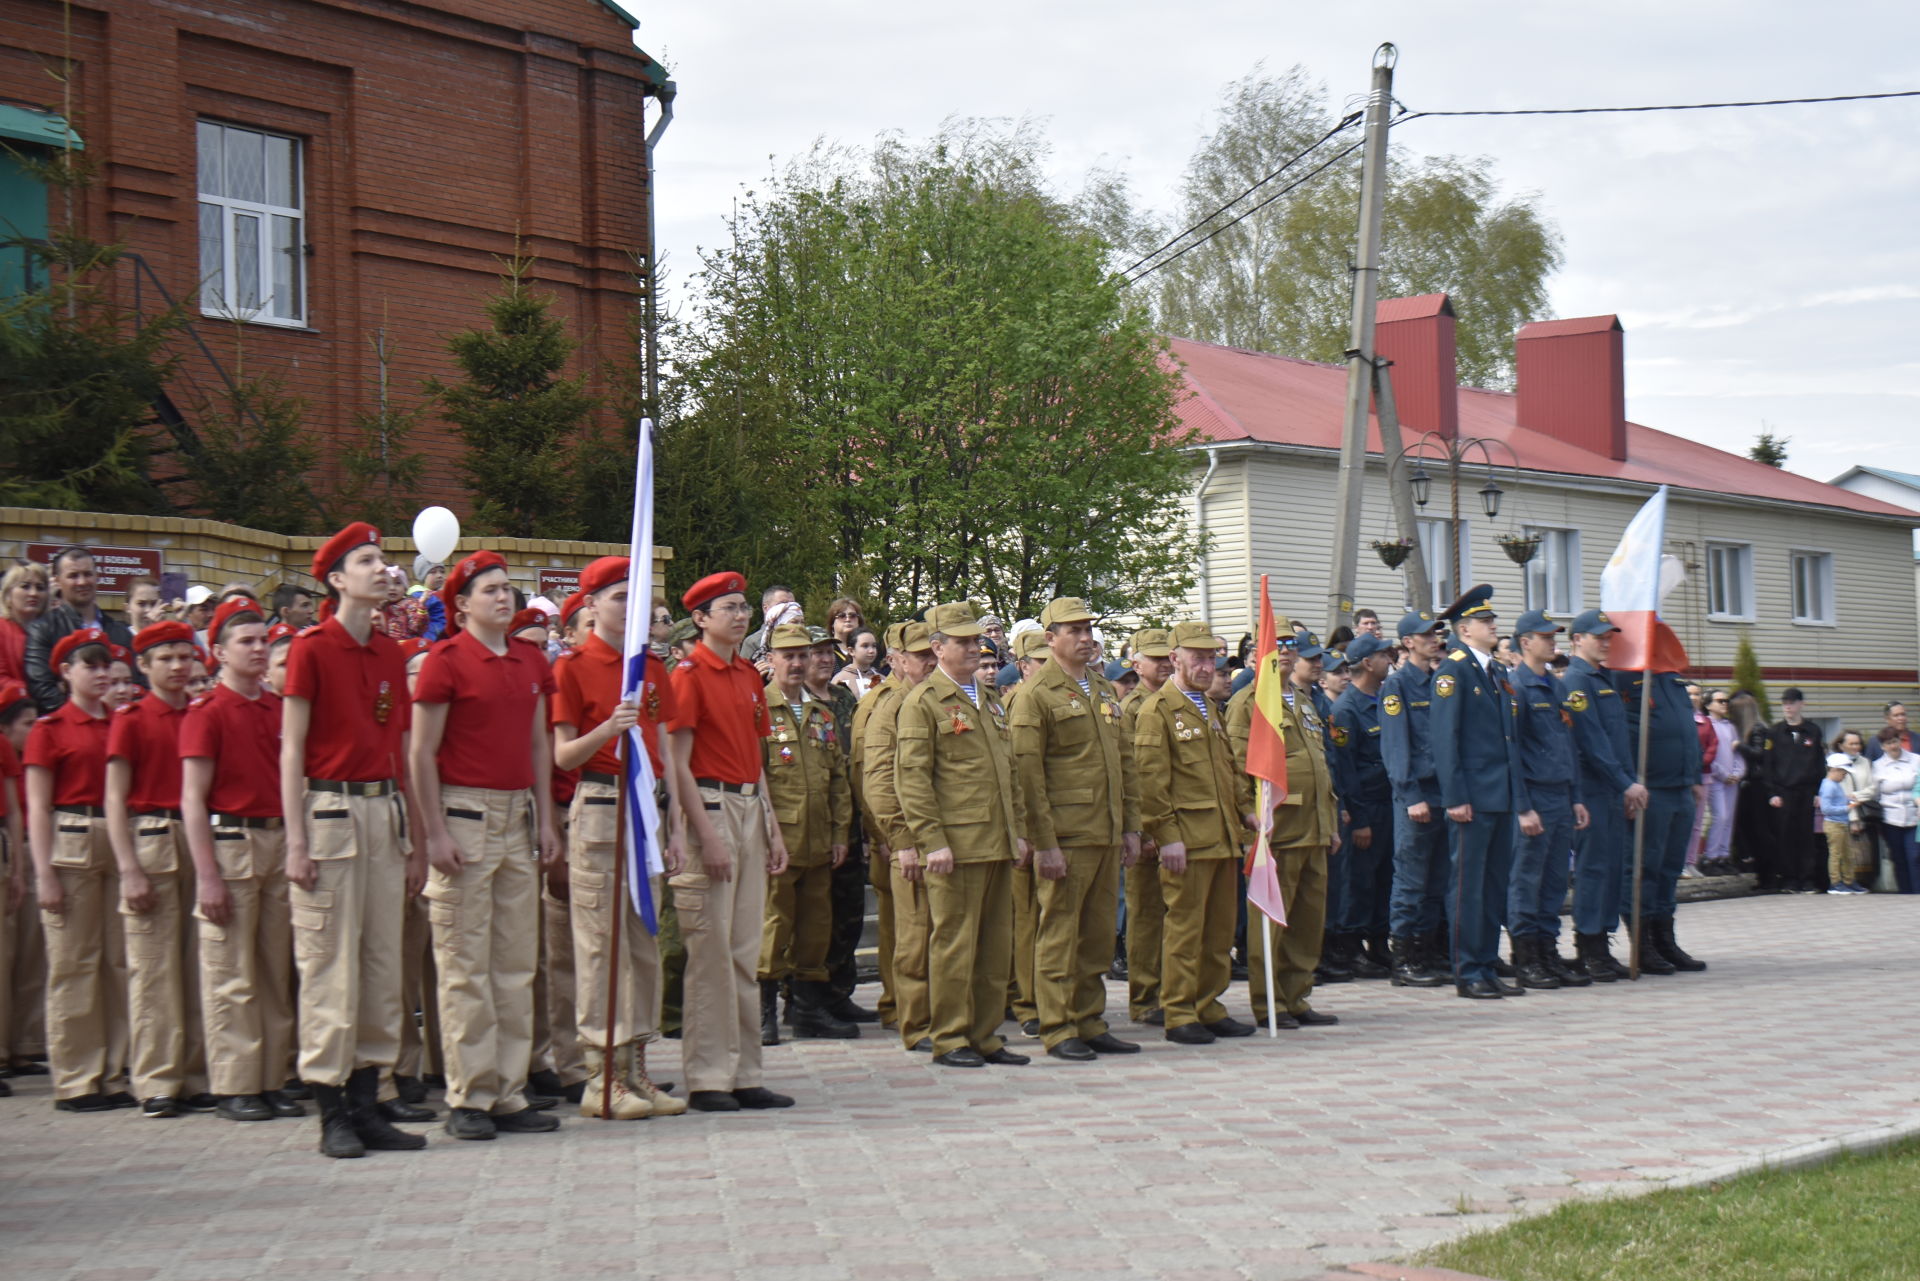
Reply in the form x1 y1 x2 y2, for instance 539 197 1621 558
1245 574 1289 925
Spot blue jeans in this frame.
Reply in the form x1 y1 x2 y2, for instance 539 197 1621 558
1572 779 1625 935
1335 798 1394 936
1509 783 1576 941
1626 786 1695 922
1390 796 1450 937
1882 823 1919 893
1448 810 1516 985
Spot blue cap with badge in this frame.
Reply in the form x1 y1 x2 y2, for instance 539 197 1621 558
1570 608 1618 636
1512 609 1563 636
1396 609 1446 638
1344 632 1393 664
1439 584 1496 622
1230 667 1255 696
1296 632 1328 660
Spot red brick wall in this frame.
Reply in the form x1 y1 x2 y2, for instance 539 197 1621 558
0 0 661 516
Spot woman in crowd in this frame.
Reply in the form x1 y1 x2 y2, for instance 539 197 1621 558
0 563 50 687
825 598 865 667
830 627 882 699
1728 692 1772 881
1868 727 1918 894
1697 689 1743 876
1834 731 1879 890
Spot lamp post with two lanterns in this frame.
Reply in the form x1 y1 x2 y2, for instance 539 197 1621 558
1376 433 1538 609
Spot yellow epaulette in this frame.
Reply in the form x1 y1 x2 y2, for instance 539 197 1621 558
1448 649 1467 662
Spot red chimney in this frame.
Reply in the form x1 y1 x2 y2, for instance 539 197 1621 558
1515 315 1627 461
1375 293 1458 440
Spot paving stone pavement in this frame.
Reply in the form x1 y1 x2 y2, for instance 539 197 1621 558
2 893 1916 1281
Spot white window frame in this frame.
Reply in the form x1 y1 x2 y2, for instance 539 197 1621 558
1413 517 1460 612
1706 541 1754 622
196 120 306 327
1788 548 1835 626
1523 526 1582 617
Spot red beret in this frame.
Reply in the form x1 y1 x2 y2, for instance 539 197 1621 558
208 597 267 645
559 591 586 626
267 623 299 646
508 607 548 636
108 644 134 665
441 550 508 619
51 627 111 668
398 636 432 659
682 571 746 613
0 679 27 709
579 557 629 598
312 522 381 583
132 620 197 654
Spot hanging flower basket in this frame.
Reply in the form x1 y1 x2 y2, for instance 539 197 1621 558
1370 537 1417 570
1498 534 1542 565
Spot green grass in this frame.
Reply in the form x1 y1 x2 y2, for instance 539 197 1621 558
1420 1137 1920 1281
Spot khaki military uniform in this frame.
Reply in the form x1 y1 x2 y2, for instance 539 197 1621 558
1228 682 1337 1020
198 821 296 1096
1007 661 1137 1050
1134 682 1243 1031
862 678 929 1049
849 677 898 1027
894 670 1025 1057
758 690 852 982
1119 685 1165 1019
42 816 132 1099
121 819 210 1102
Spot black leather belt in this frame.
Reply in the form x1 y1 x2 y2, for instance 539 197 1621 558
214 815 283 829
307 778 396 797
581 771 619 787
135 808 182 821
55 805 103 818
695 778 758 796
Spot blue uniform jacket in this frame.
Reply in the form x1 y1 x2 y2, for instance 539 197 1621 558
1614 668 1705 790
1563 655 1635 796
1379 662 1440 810
1511 662 1582 803
1329 683 1390 808
1429 647 1529 814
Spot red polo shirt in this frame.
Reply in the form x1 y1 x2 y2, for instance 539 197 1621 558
284 616 410 783
106 694 190 812
414 631 555 791
551 633 675 778
25 700 110 807
667 641 770 786
0 735 21 817
180 683 284 819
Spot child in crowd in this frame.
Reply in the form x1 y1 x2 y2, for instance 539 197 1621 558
1819 754 1864 896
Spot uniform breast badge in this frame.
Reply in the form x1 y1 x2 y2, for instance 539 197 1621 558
373 680 394 724
1435 675 1456 698
778 745 794 764
950 707 973 734
1565 691 1589 712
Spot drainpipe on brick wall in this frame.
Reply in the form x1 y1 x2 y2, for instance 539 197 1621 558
1194 446 1221 622
641 80 677 424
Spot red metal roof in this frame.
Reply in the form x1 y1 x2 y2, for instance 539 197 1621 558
1164 335 1917 520
1376 293 1454 322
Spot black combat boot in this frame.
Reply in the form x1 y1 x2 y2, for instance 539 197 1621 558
791 982 860 1039
1542 939 1592 987
346 1066 426 1150
1314 934 1355 984
1418 930 1457 985
1572 932 1618 983
760 980 782 1047
1513 937 1561 990
1347 933 1390 980
1630 921 1676 975
312 1083 365 1159
1651 917 1706 972
1388 935 1446 988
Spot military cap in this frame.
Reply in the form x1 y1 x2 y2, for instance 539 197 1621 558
682 570 746 613
1230 667 1254 696
667 617 700 646
1040 597 1096 627
443 550 509 617
883 622 908 652
560 591 587 627
132 620 196 655
927 601 983 638
994 662 1021 690
1014 629 1050 660
1440 584 1497 622
806 625 834 647
1569 608 1617 636
266 622 298 647
1296 632 1328 660
1396 609 1445 638
978 638 1001 661
1325 649 1351 671
581 556 631 598
0 679 26 711
901 621 933 653
208 598 266 646
1512 609 1563 636
311 521 381 582
1103 659 1129 682
1129 627 1172 658
509 607 549 637
768 623 815 650
51 627 111 668
1168 620 1224 652
1344 632 1393 665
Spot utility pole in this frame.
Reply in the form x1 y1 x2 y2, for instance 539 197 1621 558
1370 358 1433 610
1325 42 1396 633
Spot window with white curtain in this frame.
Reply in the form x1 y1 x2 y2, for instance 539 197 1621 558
197 121 305 325
1523 527 1581 616
1789 550 1833 624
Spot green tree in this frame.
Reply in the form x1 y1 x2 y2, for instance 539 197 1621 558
1149 65 1563 388
430 255 599 539
333 326 428 531
1728 633 1771 722
185 323 319 533
662 122 1203 621
1749 429 1789 468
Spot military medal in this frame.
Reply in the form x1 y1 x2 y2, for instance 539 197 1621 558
373 680 393 725
950 707 972 734
779 745 794 764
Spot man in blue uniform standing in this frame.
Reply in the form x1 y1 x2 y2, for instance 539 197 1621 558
1378 610 1452 988
1327 632 1395 982
1429 586 1538 1000
1506 611 1591 990
1562 612 1648 982
1617 662 1707 974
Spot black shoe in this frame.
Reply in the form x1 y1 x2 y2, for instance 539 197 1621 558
824 992 880 1024
1230 950 1249 981
908 1038 934 1053
1346 934 1391 980
527 1068 568 1101
1513 938 1562 990
1493 957 1516 979
105 1092 138 1109
1020 1019 1041 1038
216 1094 275 1122
260 1089 307 1118
688 1090 742 1111
1046 1038 1097 1062
312 1084 365 1159
1543 945 1592 988
1139 1008 1165 1026
493 1106 561 1132
1205 1017 1256 1038
760 980 782 1047
1632 924 1678 976
1293 1008 1339 1027
1389 935 1448 988
562 1079 587 1103
663 1027 682 1040
141 1096 181 1119
1107 955 1129 982
792 982 861 1039
1573 933 1620 983
379 1098 436 1123
180 1092 219 1113
982 1047 1030 1066
1456 979 1503 999
347 1067 426 1150
393 1074 428 1106
0 1077 11 1096
445 1106 498 1140
421 1073 447 1089
1313 957 1354 984
1492 976 1526 996
1652 917 1707 972
932 1048 986 1068
1251 1010 1300 1030
1084 1032 1141 1054
54 1093 115 1113
280 1077 312 1101
1165 1022 1217 1045
732 1086 795 1109
523 1094 558 1112
9 1060 50 1076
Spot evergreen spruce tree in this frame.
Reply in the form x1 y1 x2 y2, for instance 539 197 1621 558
187 326 319 533
1728 634 1771 722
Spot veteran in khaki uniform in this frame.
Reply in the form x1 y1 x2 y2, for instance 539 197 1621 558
893 603 1030 1068
1229 638 1341 1029
757 623 856 1043
862 623 938 1052
1118 628 1173 1023
1007 598 1142 1061
848 624 908 1031
1133 621 1255 1044
1006 626 1050 1035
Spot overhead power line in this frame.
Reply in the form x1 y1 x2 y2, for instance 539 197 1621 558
1397 88 1920 121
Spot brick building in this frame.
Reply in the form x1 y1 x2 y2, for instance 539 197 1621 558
0 0 667 511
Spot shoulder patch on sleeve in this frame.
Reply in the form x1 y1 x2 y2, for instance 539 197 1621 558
1565 690 1589 713
1435 674 1457 698
1382 694 1402 717
1331 724 1349 748
1448 649 1467 662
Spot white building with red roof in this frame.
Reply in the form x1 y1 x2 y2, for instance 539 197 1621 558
1175 294 1918 727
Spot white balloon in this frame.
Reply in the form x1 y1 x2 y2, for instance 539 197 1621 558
412 506 461 563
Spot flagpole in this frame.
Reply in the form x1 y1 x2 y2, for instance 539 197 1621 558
601 731 630 1118
1628 670 1653 980
1259 779 1279 1038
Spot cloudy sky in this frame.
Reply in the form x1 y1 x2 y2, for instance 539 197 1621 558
636 1 1920 485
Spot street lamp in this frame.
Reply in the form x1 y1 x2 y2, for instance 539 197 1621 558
1479 476 1503 519
1396 433 1529 602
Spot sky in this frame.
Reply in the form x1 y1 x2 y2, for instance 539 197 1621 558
633 1 1920 486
